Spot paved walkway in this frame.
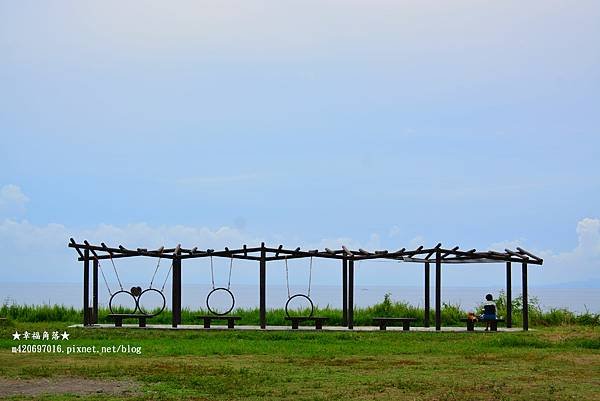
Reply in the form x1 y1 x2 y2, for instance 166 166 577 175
70 324 523 332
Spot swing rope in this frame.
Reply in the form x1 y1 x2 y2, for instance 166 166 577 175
108 253 124 291
284 256 313 298
148 247 165 289
285 257 291 298
160 261 173 292
308 256 313 298
227 257 233 291
209 256 234 290
210 256 215 289
94 257 113 296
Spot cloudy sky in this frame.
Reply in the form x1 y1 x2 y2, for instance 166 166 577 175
1 0 599 287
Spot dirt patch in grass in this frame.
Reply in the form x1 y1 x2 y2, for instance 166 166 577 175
0 377 139 397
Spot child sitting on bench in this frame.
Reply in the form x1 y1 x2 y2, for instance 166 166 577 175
480 293 497 331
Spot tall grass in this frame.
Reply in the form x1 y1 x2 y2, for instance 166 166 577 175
1 293 598 326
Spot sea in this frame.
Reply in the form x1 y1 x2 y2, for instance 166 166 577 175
1 283 599 314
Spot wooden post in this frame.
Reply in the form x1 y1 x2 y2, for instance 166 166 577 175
522 262 528 331
260 244 266 329
172 255 181 328
83 249 89 326
348 259 354 329
506 261 512 328
342 259 348 326
424 262 430 328
435 250 441 331
92 258 99 324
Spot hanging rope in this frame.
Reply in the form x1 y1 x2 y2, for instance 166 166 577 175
227 256 233 290
95 257 113 296
285 257 291 298
285 256 313 298
160 261 173 292
108 253 124 291
148 247 164 289
210 256 215 289
308 256 313 297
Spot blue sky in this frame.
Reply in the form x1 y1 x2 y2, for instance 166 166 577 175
1 1 599 288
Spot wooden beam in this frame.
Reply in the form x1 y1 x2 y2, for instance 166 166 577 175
260 244 266 329
435 250 442 331
506 261 512 328
517 247 543 262
83 249 90 326
70 238 84 259
171 246 182 328
92 258 98 324
522 262 528 331
505 248 528 260
342 259 348 326
424 243 442 260
424 262 430 328
348 259 354 329
441 246 460 258
402 256 542 265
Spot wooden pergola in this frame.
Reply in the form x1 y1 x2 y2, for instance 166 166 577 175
69 239 543 330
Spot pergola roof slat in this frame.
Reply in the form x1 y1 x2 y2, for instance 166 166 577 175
69 240 543 265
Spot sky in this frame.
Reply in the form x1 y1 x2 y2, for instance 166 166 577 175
0 0 599 289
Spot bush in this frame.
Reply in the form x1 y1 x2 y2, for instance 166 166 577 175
2 295 598 327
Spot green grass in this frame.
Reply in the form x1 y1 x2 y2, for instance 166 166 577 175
1 323 599 400
2 295 598 399
2 292 599 327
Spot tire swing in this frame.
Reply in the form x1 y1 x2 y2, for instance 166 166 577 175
105 246 169 317
205 256 236 316
137 247 169 317
284 256 315 318
105 252 138 315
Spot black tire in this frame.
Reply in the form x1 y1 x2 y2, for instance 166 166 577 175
109 290 138 314
206 287 235 316
137 288 166 317
285 294 314 318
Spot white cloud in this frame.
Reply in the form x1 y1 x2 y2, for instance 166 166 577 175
489 239 524 252
532 217 600 285
0 184 29 216
0 219 260 284
1 215 599 287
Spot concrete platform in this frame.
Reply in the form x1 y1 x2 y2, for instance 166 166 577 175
70 324 524 332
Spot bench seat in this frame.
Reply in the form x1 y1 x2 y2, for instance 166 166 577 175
196 315 241 329
372 317 417 331
460 318 505 332
285 316 329 330
107 314 150 328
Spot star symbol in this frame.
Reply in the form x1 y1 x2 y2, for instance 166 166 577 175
60 331 70 340
12 331 21 340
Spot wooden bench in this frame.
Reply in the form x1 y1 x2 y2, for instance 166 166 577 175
460 318 505 332
196 315 241 329
285 316 329 330
107 314 150 328
373 317 417 331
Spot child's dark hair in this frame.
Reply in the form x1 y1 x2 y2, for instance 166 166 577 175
485 293 493 301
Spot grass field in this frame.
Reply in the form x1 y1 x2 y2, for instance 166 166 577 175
1 321 599 400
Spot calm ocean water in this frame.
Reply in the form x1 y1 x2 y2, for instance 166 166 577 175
1 283 599 313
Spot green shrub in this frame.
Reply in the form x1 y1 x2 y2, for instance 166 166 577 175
2 295 598 327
